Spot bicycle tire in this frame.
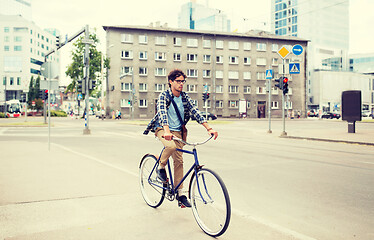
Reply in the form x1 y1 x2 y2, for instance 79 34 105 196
189 168 231 237
139 154 165 208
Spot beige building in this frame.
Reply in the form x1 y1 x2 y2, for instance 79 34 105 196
103 25 308 119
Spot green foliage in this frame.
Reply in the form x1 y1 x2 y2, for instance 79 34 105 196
65 31 110 96
0 112 5 118
46 110 68 117
27 75 43 111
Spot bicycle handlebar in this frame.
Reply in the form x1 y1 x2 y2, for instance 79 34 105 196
171 134 214 146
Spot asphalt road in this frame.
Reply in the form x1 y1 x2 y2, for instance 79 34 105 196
0 117 373 240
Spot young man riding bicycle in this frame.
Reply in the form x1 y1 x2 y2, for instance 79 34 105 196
143 69 218 208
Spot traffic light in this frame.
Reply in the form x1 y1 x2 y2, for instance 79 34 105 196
202 93 206 101
56 35 60 48
283 77 289 95
44 89 48 100
275 77 283 90
128 99 132 105
206 93 210 100
88 79 96 90
77 79 86 95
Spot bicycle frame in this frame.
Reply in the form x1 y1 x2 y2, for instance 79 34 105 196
148 146 209 203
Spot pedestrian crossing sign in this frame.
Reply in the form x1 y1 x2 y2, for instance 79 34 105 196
265 69 273 79
289 63 300 74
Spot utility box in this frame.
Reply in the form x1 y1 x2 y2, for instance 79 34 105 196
342 90 361 133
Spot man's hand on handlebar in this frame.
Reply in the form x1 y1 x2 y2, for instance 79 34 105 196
208 129 218 140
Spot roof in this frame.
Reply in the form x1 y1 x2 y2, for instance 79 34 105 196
103 24 309 43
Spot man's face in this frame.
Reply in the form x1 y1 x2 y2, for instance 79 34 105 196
169 75 186 93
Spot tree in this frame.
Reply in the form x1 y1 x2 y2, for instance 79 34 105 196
65 31 110 96
27 76 34 106
27 75 42 111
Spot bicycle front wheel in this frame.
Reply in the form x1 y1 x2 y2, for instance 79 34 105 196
139 154 165 208
189 168 231 237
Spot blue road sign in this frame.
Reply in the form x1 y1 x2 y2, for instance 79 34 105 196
265 69 273 79
292 44 303 55
289 63 300 74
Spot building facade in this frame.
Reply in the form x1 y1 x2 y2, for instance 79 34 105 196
0 14 60 102
271 0 350 109
178 0 231 32
0 0 32 21
349 53 374 75
103 25 308 119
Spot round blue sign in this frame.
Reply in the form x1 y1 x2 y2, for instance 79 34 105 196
292 44 303 56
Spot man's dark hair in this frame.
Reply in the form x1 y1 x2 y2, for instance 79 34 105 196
168 69 187 87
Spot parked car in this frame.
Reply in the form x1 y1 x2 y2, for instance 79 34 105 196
321 112 341 119
191 112 217 121
308 110 319 117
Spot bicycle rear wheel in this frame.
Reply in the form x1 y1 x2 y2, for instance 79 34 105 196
139 154 165 208
189 168 231 237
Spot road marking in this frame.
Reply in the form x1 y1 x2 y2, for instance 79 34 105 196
232 208 318 240
52 143 138 177
0 128 8 135
361 161 374 165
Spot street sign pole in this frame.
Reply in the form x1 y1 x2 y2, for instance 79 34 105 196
268 79 272 134
83 25 91 135
281 59 287 136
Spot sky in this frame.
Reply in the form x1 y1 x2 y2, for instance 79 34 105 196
30 0 374 84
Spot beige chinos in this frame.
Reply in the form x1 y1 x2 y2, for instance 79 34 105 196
155 128 186 191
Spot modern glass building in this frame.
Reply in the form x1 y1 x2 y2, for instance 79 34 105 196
178 0 231 32
271 0 350 109
0 0 32 21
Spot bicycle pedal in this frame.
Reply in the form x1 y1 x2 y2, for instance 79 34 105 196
178 201 186 208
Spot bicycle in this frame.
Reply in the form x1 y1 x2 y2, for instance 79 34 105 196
139 134 231 237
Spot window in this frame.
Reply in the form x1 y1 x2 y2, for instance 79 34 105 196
203 70 211 78
155 52 166 61
155 36 166 45
216 85 223 93
229 100 238 108
121 99 131 108
155 83 166 92
256 87 266 94
139 51 148 60
187 84 197 92
228 41 239 50
4 36 9 42
216 55 223 64
247 101 251 109
256 43 266 51
229 85 239 93
4 46 9 51
228 71 239 79
285 101 293 110
121 66 133 75
203 100 211 108
14 36 22 42
187 69 198 77
139 67 148 76
139 99 148 108
216 100 223 108
121 34 133 43
272 58 279 66
243 86 251 94
271 87 279 95
244 57 251 65
216 71 223 79
216 40 223 49
173 37 181 46
187 38 198 47
203 39 211 48
203 55 211 63
187 54 197 62
3 77 6 85
14 46 22 51
17 77 21 85
4 27 10 32
243 72 251 80
10 77 14 85
256 58 267 66
272 44 278 52
257 72 266 80
243 42 251 50
271 101 279 109
229 56 238 64
139 35 148 44
121 50 133 59
139 83 148 92
191 99 198 107
155 68 166 76
174 53 181 61
121 83 132 91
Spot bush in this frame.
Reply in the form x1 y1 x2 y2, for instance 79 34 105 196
0 112 5 118
46 110 68 117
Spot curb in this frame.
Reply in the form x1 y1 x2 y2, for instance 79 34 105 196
282 135 374 147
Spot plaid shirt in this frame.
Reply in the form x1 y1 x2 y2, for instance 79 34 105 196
143 89 207 135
